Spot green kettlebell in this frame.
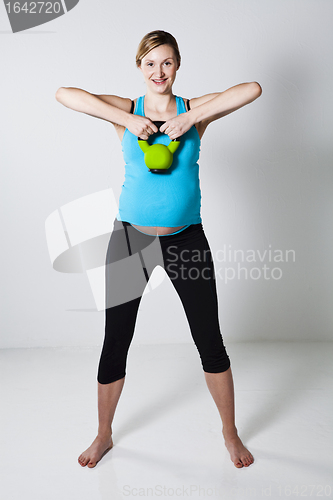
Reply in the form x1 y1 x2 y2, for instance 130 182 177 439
138 121 180 173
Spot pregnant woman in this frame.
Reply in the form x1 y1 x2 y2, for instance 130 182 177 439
55 30 262 469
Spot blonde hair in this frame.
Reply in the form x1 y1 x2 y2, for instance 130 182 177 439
136 30 181 68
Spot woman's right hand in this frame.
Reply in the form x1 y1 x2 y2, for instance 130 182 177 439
126 114 159 140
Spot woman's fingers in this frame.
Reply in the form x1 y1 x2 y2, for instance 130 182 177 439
160 113 193 139
139 127 153 140
143 120 158 135
150 122 159 134
160 120 183 139
162 126 180 140
139 121 159 140
159 122 167 134
147 125 156 135
128 115 159 139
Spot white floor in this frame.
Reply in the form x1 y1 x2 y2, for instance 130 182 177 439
1 341 332 500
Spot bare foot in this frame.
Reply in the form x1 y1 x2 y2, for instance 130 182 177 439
78 434 113 468
223 432 254 468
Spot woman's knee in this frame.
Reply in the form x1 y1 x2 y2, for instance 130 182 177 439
97 368 126 385
201 350 231 373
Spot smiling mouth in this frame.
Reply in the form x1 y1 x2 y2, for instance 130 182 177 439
152 79 167 84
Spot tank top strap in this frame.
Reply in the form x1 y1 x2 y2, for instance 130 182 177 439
175 95 186 115
134 96 144 116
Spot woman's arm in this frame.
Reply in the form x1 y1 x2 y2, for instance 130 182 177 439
55 88 158 139
189 82 262 124
160 82 262 140
55 87 133 127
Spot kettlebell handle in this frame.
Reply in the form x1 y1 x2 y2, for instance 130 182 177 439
138 121 179 142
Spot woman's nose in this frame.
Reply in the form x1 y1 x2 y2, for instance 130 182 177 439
155 66 165 77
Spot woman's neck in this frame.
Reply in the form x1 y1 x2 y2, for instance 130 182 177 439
144 90 176 114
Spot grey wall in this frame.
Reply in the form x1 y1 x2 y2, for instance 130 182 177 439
1 0 332 348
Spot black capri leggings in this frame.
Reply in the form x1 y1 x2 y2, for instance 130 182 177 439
97 218 231 384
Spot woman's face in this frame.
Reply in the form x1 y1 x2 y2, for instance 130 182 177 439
139 44 179 94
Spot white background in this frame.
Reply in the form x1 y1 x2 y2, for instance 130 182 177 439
1 0 332 348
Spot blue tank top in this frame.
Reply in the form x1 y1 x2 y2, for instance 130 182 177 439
116 95 202 226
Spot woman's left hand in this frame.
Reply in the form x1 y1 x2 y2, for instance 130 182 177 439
159 112 194 140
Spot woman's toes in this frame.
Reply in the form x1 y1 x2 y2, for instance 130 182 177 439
243 454 254 466
78 455 88 466
235 460 243 468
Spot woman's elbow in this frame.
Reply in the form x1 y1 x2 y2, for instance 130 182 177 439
55 87 71 102
252 81 262 97
55 87 64 101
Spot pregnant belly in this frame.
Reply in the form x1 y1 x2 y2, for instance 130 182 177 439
131 224 186 235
